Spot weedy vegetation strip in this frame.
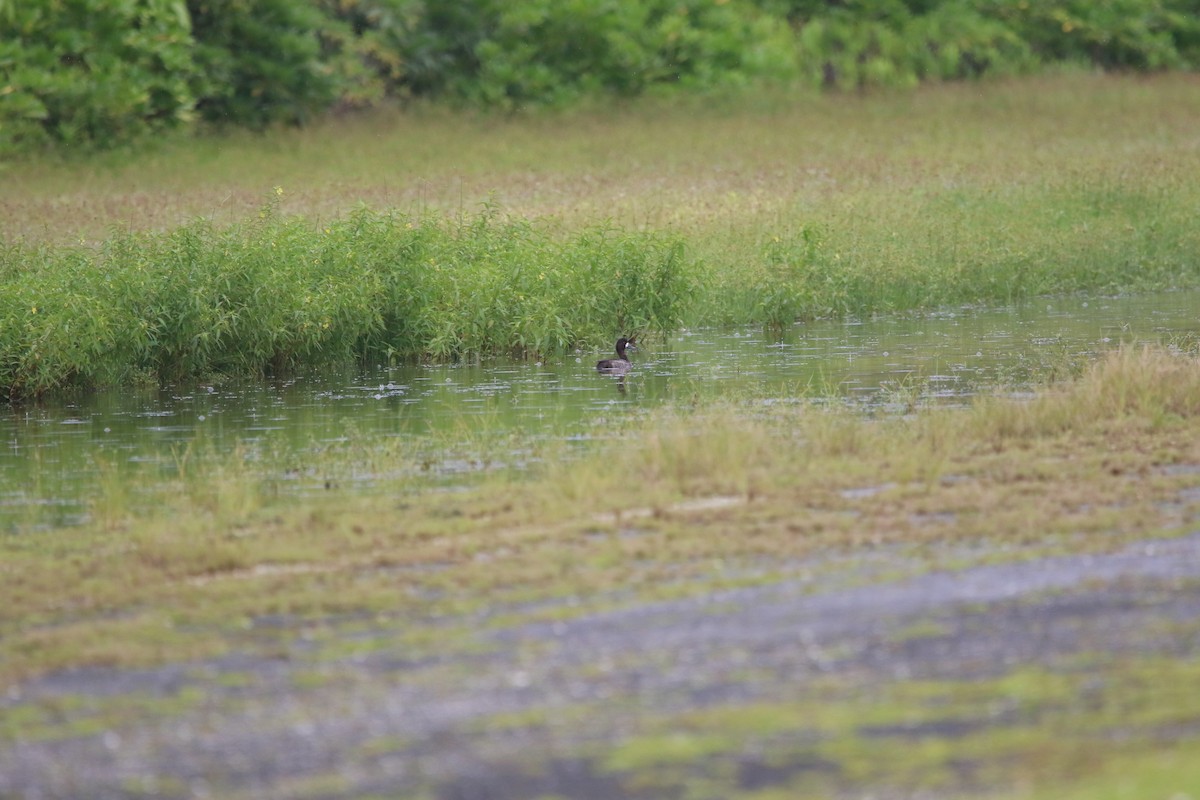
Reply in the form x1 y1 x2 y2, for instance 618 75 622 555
0 205 693 398
5 178 1200 398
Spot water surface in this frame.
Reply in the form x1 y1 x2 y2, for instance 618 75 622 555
3 291 1196 530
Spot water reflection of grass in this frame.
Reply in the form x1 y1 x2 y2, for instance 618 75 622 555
4 74 1200 396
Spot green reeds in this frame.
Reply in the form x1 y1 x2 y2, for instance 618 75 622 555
0 203 693 398
703 171 1200 325
4 178 1199 398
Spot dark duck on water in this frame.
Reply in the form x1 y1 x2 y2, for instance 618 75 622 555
596 336 637 375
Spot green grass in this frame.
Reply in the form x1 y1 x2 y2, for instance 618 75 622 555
3 74 1200 395
0 202 692 396
5 73 1197 241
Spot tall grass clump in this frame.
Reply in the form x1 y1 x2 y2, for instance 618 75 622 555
0 202 696 399
572 345 1200 511
699 170 1200 326
972 345 1200 441
364 207 693 360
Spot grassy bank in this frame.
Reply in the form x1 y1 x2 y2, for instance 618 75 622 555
3 346 1200 797
3 75 1200 395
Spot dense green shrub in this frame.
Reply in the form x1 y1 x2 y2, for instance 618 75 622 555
2 0 1199 155
311 0 797 109
0 0 198 155
311 0 412 108
794 3 1033 89
983 0 1200 70
404 0 797 108
186 0 338 127
790 1 1027 89
776 0 1200 88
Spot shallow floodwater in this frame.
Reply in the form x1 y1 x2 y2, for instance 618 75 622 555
3 291 1197 530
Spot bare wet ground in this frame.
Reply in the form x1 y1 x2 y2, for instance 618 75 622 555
4 530 1200 800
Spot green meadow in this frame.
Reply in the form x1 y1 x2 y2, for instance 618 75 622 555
3 74 1200 798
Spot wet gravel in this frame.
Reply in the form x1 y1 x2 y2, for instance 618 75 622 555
3 531 1200 800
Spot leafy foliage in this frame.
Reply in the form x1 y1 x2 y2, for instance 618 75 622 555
186 0 337 128
3 0 1200 154
401 0 796 108
989 0 1200 70
793 2 1033 89
776 0 1200 88
0 0 198 155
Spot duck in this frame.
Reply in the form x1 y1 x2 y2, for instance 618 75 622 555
596 336 637 375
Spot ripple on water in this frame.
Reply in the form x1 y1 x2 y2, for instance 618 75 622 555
3 291 1198 528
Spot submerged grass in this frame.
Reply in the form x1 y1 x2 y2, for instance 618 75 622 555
3 74 1200 394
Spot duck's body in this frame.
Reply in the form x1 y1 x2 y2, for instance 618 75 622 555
596 337 637 375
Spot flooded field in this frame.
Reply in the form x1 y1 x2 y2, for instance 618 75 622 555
3 291 1197 530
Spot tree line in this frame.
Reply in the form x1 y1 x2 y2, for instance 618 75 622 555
2 0 1198 156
